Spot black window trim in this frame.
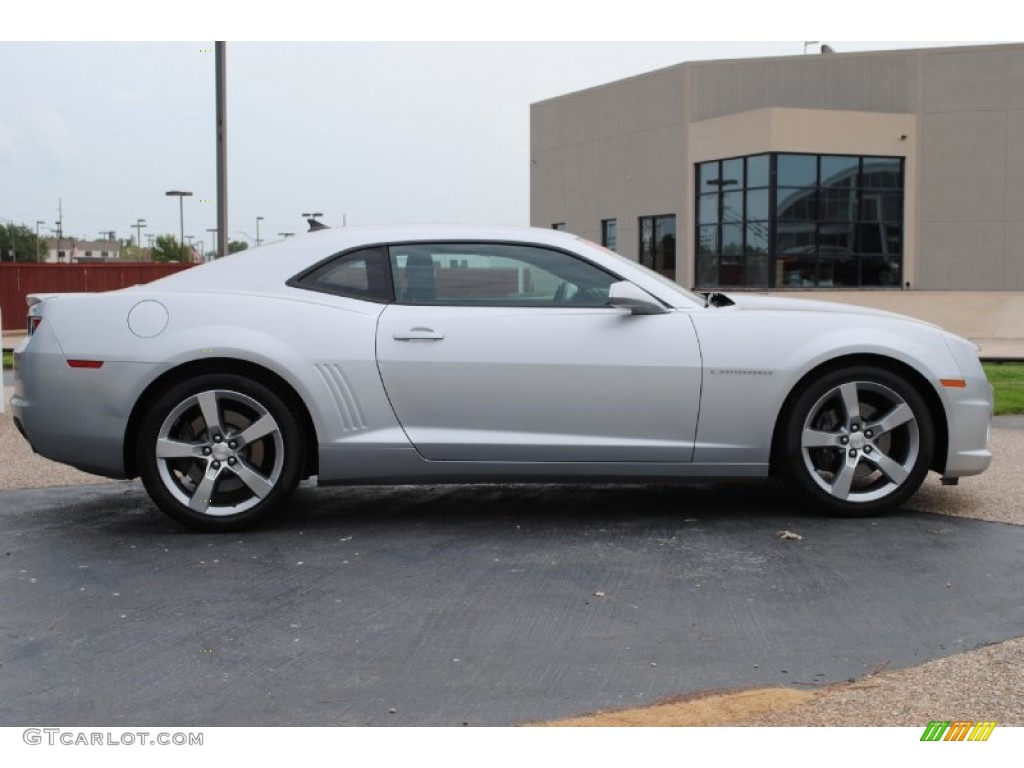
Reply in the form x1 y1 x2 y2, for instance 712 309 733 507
286 245 395 303
385 240 623 308
287 239 630 308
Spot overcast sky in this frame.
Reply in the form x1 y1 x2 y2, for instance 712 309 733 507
0 33 997 248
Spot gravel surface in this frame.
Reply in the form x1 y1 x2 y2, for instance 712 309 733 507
1 387 115 490
3 382 1022 726
748 637 1024 726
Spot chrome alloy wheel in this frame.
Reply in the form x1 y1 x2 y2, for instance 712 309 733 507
154 389 285 517
799 380 921 504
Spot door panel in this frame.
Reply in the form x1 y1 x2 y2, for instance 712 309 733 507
376 304 701 462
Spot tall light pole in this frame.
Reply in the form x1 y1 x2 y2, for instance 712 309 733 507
215 41 228 259
206 227 218 258
134 218 147 250
165 191 192 246
256 216 264 247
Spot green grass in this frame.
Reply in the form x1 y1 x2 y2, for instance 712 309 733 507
983 362 1024 416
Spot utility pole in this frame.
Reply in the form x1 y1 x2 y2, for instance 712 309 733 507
134 218 147 250
256 216 263 247
216 41 228 259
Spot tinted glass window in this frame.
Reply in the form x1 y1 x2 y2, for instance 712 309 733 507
602 219 618 251
777 154 817 187
861 158 901 188
293 247 391 302
746 154 770 188
698 161 721 193
388 243 616 306
721 158 744 188
695 152 903 290
820 156 859 189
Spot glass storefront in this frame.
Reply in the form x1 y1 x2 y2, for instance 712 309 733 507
695 153 903 289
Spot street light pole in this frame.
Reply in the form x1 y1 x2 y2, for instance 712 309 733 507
256 216 264 247
134 218 147 251
215 41 228 259
165 190 193 246
206 227 218 259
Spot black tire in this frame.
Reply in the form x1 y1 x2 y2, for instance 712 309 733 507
137 373 305 531
779 365 934 516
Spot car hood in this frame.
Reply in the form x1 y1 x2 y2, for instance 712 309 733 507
721 294 938 328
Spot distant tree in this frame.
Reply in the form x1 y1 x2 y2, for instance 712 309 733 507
0 223 43 262
227 240 249 254
119 244 143 261
151 234 192 262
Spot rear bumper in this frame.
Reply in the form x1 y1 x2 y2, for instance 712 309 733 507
12 332 154 479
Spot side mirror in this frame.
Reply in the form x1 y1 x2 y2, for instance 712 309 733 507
607 281 667 315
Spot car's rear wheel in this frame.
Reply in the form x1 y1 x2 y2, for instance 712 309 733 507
138 374 304 531
780 365 934 516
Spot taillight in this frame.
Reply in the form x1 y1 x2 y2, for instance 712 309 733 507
27 316 42 336
67 360 104 369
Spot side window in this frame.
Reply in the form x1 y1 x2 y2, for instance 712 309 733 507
291 247 392 302
388 243 617 306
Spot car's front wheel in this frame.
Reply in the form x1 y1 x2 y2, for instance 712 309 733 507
780 365 934 516
137 374 305 531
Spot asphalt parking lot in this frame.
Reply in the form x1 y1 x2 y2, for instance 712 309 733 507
3 478 1023 726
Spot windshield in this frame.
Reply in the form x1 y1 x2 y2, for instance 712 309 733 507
575 237 706 306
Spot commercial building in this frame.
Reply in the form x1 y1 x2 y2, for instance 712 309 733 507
530 43 1024 291
42 238 121 263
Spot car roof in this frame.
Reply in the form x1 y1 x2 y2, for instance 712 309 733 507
142 224 588 294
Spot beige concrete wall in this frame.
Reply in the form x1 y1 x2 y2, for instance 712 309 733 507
917 47 1024 290
530 68 688 259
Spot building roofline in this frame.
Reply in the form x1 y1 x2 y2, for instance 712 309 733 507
530 41 1023 108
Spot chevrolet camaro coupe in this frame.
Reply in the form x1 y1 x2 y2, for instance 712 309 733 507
11 225 992 531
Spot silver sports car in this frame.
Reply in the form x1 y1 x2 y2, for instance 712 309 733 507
11 225 992 531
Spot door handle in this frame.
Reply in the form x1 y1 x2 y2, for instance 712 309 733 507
392 327 445 341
